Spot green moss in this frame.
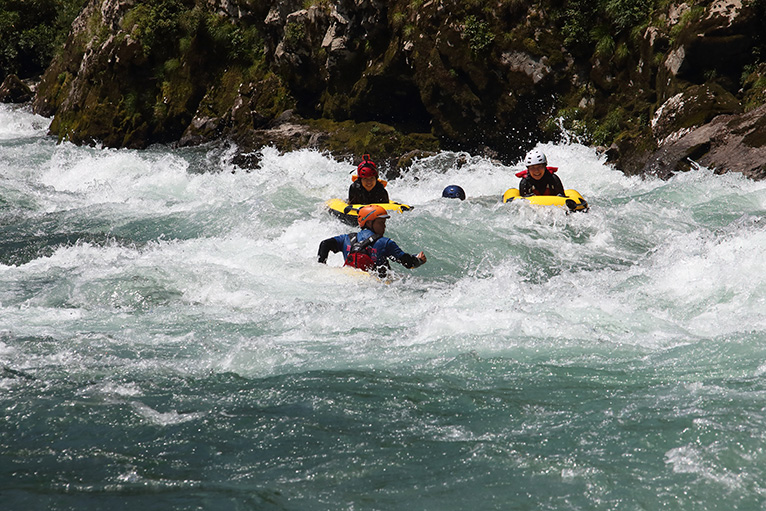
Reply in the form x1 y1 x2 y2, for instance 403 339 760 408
559 0 659 57
283 20 306 50
122 91 139 117
522 38 540 55
743 73 766 112
614 42 630 63
669 6 705 43
50 71 74 102
605 0 653 32
191 66 264 125
592 107 627 146
163 58 181 75
243 70 294 120
303 118 439 158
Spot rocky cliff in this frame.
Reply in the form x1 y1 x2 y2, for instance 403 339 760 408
26 0 766 177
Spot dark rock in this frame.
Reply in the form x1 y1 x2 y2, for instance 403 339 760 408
0 75 33 103
641 104 766 180
651 83 742 145
24 0 766 179
396 150 438 171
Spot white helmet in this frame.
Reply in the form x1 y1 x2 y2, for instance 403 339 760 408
524 149 547 167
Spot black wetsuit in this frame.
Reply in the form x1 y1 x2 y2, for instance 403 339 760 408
519 171 565 197
348 180 389 204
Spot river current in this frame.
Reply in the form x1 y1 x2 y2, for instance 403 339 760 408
2 103 766 510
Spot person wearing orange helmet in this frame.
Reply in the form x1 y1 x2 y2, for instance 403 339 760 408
317 204 426 276
348 154 390 205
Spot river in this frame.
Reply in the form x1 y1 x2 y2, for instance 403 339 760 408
2 103 766 510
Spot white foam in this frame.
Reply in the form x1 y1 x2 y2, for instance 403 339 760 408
2 108 766 377
0 104 50 140
131 401 204 425
665 444 746 490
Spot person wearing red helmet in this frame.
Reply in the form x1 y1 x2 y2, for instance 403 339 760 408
348 154 390 205
317 204 426 276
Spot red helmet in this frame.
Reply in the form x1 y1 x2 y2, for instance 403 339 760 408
357 154 377 178
357 205 389 228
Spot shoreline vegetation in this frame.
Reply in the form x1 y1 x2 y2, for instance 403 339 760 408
2 0 766 179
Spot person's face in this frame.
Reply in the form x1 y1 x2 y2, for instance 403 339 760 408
528 163 547 180
370 217 386 235
361 176 377 191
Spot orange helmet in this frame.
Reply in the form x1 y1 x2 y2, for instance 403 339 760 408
357 205 389 228
356 154 378 178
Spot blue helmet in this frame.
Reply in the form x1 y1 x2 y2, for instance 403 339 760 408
442 185 466 200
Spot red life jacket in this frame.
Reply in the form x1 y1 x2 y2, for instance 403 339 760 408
344 233 381 271
515 166 558 178
517 167 561 196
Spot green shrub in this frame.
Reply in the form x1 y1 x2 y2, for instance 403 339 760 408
124 0 186 57
593 107 626 146
560 0 658 54
463 15 495 54
594 34 615 58
0 0 88 79
283 20 306 50
391 12 406 29
605 0 653 32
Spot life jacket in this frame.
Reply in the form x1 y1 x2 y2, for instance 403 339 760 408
515 166 558 178
517 167 561 196
344 232 382 271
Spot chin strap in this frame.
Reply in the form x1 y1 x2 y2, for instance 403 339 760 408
351 175 387 186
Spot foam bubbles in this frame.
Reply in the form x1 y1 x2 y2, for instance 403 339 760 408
2 108 766 379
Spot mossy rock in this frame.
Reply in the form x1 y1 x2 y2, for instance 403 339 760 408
651 83 742 143
303 118 439 168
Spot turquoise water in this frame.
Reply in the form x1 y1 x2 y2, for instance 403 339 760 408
2 103 766 510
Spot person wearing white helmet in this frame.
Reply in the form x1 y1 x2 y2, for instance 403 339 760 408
519 149 565 197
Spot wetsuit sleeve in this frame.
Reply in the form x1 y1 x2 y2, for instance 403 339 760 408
348 182 361 204
551 174 565 196
519 178 532 197
376 183 389 203
383 239 423 269
318 236 342 263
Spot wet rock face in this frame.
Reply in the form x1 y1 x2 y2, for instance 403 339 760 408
640 104 766 180
264 0 390 111
609 0 766 179
659 0 756 87
651 83 742 145
26 0 766 178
